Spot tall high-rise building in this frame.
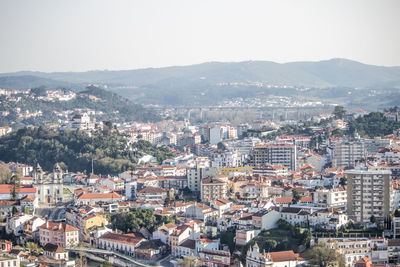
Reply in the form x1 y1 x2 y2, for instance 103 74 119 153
345 167 393 223
333 141 366 168
251 144 297 171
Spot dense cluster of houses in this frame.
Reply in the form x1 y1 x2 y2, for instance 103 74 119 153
1 111 400 266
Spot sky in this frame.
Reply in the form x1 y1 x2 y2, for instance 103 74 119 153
0 0 399 73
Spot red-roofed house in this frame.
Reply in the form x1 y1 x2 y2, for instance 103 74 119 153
274 197 293 207
152 223 177 244
98 232 145 256
75 192 122 205
246 243 304 267
0 184 36 200
39 222 79 248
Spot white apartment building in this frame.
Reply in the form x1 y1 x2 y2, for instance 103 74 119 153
345 167 393 223
333 141 366 168
251 144 297 171
312 188 347 208
211 150 243 168
200 177 227 203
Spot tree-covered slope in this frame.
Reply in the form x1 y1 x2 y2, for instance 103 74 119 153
0 127 174 174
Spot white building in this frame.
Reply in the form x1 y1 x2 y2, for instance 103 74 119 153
6 214 33 236
246 243 304 267
33 163 64 204
345 167 393 223
333 140 366 168
252 144 297 171
98 232 145 256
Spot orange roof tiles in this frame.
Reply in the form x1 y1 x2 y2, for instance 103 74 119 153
0 184 36 194
39 222 78 232
267 250 302 262
300 196 312 203
275 197 293 203
77 192 121 200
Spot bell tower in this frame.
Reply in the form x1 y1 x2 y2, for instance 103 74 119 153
33 163 44 184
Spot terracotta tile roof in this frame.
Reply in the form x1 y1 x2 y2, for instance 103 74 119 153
43 243 67 253
194 203 211 210
99 232 144 246
137 186 167 194
275 197 293 203
77 192 121 200
163 223 177 229
356 256 371 264
0 184 36 194
21 195 35 202
267 250 302 262
300 196 312 203
39 222 78 232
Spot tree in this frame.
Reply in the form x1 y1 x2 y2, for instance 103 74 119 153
304 242 345 267
370 215 377 224
394 209 400 217
77 251 87 267
25 242 42 255
292 190 301 204
101 261 113 267
164 196 171 206
333 106 346 120
301 229 312 247
9 174 20 200
31 87 47 97
0 162 12 183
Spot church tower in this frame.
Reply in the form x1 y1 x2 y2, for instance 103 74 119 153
33 163 44 184
53 163 63 184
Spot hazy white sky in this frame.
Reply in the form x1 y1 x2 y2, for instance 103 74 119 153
0 0 399 72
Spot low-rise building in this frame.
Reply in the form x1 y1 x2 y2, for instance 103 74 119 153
39 222 79 248
246 243 304 267
137 186 167 202
0 255 19 267
235 229 260 247
98 232 146 256
201 177 227 203
75 192 122 205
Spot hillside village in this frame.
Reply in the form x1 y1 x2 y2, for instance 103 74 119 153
0 104 400 267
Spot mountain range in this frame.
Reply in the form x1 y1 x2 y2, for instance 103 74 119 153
1 58 400 106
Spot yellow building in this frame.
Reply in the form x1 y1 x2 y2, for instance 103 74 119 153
219 166 253 176
83 213 108 232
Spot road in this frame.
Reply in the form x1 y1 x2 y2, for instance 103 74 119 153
157 255 172 267
35 207 66 221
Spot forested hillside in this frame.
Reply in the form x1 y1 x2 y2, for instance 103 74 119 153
348 111 400 138
0 126 174 174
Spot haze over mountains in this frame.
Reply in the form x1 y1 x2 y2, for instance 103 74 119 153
1 58 400 106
